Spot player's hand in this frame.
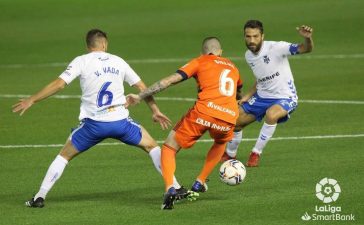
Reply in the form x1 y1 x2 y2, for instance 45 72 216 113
296 25 313 38
152 111 172 130
237 99 246 105
237 95 250 105
12 98 34 116
125 94 142 108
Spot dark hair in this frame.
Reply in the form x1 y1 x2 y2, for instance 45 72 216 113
86 29 107 48
244 20 264 34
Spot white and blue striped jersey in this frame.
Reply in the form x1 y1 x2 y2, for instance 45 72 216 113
59 51 141 122
245 41 299 101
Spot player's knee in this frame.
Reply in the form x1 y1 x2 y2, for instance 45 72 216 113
235 120 250 130
59 141 80 161
265 111 279 124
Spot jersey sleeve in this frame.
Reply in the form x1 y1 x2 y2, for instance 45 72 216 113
237 76 243 89
59 56 82 84
176 58 199 80
124 62 141 86
275 41 300 56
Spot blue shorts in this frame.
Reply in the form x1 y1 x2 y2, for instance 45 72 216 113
241 93 297 123
70 117 142 152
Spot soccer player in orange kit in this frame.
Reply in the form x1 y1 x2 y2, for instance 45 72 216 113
126 37 243 210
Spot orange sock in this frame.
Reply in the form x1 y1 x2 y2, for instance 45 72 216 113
197 142 226 183
161 144 177 191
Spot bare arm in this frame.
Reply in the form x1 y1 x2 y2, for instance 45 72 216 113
132 80 161 113
126 73 184 107
12 78 66 115
138 73 184 100
238 81 257 105
131 80 173 130
296 25 314 54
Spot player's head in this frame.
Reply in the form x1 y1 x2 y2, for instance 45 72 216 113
243 20 264 54
86 29 108 52
201 37 222 56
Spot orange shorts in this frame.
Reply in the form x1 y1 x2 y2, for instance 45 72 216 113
173 109 235 149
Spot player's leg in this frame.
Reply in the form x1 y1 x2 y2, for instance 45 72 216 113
265 104 289 124
26 140 80 208
248 100 295 166
136 125 182 190
160 110 199 192
194 117 234 192
161 110 203 209
194 141 227 192
160 130 182 209
26 119 103 208
159 130 181 191
251 104 287 155
224 107 256 160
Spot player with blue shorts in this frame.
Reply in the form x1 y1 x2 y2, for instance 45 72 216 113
222 20 314 166
242 94 297 124
12 29 187 208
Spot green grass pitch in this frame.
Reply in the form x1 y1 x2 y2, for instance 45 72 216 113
0 0 363 224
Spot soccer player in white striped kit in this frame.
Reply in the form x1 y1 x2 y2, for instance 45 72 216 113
222 20 314 166
12 29 187 207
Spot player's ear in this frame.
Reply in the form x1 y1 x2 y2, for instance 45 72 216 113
101 39 107 51
104 41 108 51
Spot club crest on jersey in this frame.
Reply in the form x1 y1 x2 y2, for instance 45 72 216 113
263 55 270 64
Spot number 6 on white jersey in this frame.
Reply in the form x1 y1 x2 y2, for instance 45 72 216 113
219 69 234 96
97 82 113 107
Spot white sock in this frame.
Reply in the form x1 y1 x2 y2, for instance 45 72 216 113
253 122 277 154
34 155 68 200
149 146 181 189
226 130 243 157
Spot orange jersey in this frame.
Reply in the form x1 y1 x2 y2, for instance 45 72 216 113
177 55 243 124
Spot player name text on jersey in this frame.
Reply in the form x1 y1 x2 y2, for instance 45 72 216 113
94 67 120 77
214 60 235 69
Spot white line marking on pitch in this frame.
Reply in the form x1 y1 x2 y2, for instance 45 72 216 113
2 94 364 105
1 53 363 68
1 134 363 149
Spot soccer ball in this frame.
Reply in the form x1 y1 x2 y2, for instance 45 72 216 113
219 159 246 185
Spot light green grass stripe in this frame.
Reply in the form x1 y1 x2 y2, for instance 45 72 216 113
1 53 363 69
1 134 363 149
2 94 364 105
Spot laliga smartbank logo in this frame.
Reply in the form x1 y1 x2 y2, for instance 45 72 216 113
315 177 341 203
301 177 355 222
